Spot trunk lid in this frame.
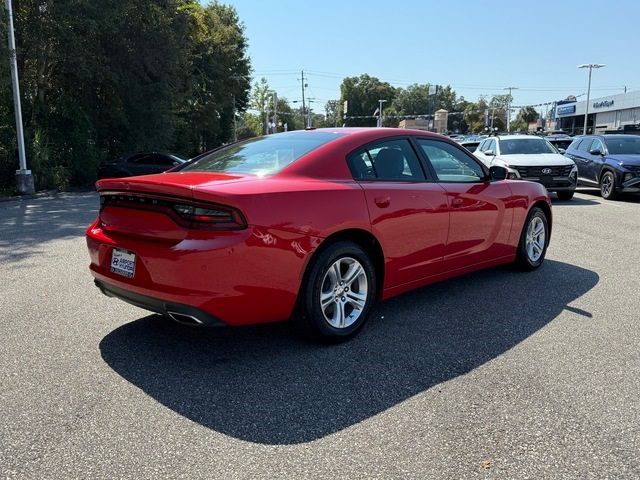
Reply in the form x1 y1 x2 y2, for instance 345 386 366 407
96 172 251 241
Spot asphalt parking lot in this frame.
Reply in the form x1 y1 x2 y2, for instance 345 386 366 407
1 190 639 479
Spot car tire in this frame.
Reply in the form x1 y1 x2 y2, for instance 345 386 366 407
556 191 574 201
294 241 376 342
599 171 618 200
515 207 549 271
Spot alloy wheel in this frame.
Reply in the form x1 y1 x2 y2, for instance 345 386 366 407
525 216 546 263
601 173 613 198
319 257 368 329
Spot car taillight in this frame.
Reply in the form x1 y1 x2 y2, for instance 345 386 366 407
172 203 246 230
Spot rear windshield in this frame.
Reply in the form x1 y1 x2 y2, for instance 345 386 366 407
604 136 640 155
500 138 556 155
179 131 344 175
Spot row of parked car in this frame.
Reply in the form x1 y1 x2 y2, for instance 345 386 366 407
461 133 640 201
98 132 640 202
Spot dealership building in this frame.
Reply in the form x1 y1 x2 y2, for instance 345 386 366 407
555 90 640 135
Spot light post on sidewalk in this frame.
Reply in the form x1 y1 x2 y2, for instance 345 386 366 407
376 99 387 127
503 86 518 133
5 0 34 194
578 63 605 135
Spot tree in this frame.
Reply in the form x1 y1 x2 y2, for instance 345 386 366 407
324 100 341 127
0 0 251 191
392 84 430 115
339 74 397 127
518 106 539 124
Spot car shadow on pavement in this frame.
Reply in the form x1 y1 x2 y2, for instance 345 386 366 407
551 196 600 206
0 193 98 263
99 259 598 445
575 188 640 204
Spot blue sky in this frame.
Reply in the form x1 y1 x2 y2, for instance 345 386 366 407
228 0 638 113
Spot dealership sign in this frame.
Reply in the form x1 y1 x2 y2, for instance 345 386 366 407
557 105 576 115
593 99 614 109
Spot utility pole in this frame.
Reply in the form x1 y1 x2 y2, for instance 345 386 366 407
300 70 307 130
5 0 33 194
504 86 518 132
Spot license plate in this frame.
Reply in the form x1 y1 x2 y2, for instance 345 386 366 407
110 248 136 278
539 176 552 185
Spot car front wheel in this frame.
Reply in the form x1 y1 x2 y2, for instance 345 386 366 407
600 171 618 200
294 241 376 341
516 207 549 271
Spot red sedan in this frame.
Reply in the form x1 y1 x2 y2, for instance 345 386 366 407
87 128 552 340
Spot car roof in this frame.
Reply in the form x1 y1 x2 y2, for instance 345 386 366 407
495 135 547 141
311 127 445 139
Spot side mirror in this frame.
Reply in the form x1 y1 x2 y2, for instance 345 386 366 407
558 148 566 154
589 148 603 156
489 165 508 181
484 149 495 156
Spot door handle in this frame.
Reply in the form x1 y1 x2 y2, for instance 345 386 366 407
374 196 391 208
452 197 464 207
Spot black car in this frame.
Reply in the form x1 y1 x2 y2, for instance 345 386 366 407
564 134 640 199
545 135 573 153
97 152 187 179
459 139 481 152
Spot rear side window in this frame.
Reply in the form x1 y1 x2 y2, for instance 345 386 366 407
348 138 426 181
128 154 154 165
567 138 583 151
180 131 344 175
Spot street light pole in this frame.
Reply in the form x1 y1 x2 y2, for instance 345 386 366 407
272 91 278 133
377 99 387 127
5 0 33 194
503 86 518 133
578 63 605 135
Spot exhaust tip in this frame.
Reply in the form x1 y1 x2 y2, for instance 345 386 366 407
167 311 205 326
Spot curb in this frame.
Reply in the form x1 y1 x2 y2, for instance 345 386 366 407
0 188 95 204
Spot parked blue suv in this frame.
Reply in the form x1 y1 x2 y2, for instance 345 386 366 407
564 134 640 199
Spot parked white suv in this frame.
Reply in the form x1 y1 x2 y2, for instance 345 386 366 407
474 135 578 200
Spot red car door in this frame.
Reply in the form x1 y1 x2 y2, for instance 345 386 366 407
348 138 449 288
415 138 514 272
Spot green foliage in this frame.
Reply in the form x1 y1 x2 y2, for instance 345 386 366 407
324 100 340 127
339 75 397 127
236 112 261 140
0 0 250 192
518 106 539 124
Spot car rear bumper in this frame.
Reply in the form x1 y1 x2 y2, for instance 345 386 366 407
86 219 319 326
94 279 225 326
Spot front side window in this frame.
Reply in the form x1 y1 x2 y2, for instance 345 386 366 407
577 138 595 153
348 138 425 181
417 139 485 183
180 131 344 176
604 136 640 155
590 139 605 154
499 138 556 155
